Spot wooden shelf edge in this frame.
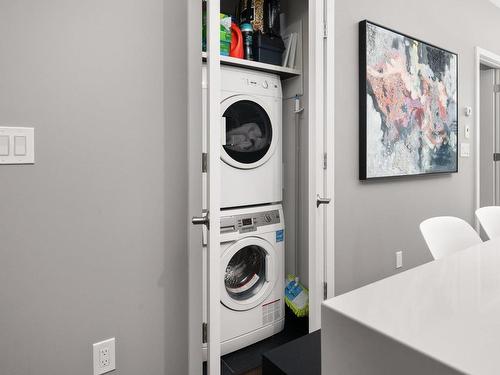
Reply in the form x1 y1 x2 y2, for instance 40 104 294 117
201 52 301 80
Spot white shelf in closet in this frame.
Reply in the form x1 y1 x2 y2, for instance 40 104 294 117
202 52 301 80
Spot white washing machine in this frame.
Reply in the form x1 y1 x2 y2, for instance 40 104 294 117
202 66 283 208
202 204 285 359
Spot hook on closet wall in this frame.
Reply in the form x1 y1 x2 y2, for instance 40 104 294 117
294 95 304 113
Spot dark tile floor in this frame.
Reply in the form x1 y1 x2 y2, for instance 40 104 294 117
241 368 262 375
262 330 321 375
203 308 308 375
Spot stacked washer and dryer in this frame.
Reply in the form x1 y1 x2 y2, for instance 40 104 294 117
202 65 285 358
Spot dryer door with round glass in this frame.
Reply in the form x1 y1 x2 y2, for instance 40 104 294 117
221 95 278 170
221 237 277 311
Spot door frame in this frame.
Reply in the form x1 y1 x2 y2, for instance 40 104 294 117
188 0 335 372
475 47 500 229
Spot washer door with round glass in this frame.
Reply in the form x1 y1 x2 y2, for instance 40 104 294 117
221 237 277 311
221 95 278 170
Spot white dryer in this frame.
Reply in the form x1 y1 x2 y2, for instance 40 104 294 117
202 204 285 358
202 66 283 208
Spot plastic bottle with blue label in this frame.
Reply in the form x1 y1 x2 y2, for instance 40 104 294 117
240 23 254 61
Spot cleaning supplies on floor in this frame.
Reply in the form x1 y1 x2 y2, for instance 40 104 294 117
284 275 309 318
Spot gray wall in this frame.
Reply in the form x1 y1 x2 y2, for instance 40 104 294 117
335 0 500 294
0 1 188 374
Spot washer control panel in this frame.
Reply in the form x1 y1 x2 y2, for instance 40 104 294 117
221 209 281 234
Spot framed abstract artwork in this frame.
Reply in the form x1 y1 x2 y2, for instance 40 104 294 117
359 21 458 180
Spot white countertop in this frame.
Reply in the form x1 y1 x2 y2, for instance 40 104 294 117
323 238 500 375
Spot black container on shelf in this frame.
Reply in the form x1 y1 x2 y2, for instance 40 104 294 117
252 31 285 66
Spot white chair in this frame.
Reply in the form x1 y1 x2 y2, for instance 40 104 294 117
476 206 500 240
420 216 482 260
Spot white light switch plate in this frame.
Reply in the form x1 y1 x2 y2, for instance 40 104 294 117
93 338 116 375
464 125 471 139
461 143 471 158
0 127 35 164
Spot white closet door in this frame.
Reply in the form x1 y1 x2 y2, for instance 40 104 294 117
206 0 221 372
190 0 222 374
308 0 335 331
324 0 336 302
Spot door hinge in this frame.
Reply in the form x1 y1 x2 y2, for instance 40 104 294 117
322 22 328 39
494 153 500 162
202 322 207 343
202 153 207 173
323 282 328 300
323 153 327 169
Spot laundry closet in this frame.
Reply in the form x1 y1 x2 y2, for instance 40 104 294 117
187 1 334 374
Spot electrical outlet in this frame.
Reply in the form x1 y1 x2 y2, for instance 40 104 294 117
100 347 110 368
396 251 403 269
93 338 116 375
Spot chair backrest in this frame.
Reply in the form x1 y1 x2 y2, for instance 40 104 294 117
476 206 500 240
419 216 482 260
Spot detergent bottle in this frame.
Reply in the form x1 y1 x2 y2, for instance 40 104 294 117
230 22 244 59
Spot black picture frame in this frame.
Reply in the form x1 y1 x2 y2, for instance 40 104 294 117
359 20 459 180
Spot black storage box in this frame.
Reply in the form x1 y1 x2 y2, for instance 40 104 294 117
252 31 285 66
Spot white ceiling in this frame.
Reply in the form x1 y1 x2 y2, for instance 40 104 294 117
490 0 500 8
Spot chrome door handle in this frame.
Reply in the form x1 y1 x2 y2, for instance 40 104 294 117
192 213 209 228
316 195 331 207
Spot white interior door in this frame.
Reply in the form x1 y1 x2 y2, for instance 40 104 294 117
495 70 500 205
324 0 335 302
308 0 335 331
187 1 203 374
480 69 496 209
205 0 221 372
190 1 221 374
480 68 500 213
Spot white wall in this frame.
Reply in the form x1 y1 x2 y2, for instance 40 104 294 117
0 1 188 374
335 0 500 294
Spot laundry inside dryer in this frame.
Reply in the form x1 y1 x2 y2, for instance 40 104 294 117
223 100 272 161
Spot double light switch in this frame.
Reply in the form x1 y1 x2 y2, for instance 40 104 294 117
0 127 35 164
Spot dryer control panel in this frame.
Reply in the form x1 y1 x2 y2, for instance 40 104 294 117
220 209 281 234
